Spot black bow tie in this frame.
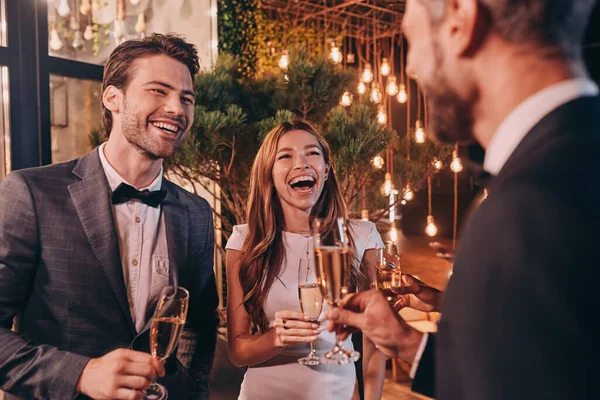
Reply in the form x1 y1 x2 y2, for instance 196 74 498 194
111 182 167 208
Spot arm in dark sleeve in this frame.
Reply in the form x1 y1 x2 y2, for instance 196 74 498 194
0 172 90 399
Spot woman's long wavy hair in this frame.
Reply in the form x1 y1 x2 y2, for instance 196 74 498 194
239 120 359 333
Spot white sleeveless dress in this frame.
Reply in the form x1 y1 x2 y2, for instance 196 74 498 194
225 220 384 400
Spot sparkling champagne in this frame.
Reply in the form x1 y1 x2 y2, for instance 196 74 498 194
150 316 185 360
375 269 402 302
315 246 350 306
298 283 324 320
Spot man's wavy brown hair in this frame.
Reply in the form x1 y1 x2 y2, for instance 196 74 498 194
101 33 199 137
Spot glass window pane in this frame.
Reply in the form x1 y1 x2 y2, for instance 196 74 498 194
0 0 6 47
50 75 102 163
47 0 216 69
0 65 10 179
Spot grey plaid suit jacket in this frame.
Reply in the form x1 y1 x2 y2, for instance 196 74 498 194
0 148 219 399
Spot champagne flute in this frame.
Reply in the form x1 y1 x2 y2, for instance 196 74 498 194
297 257 323 365
313 217 360 364
375 241 402 304
144 286 189 400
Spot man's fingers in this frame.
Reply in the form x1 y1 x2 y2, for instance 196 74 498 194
117 375 152 391
120 349 154 363
114 388 145 400
325 307 366 331
121 362 157 381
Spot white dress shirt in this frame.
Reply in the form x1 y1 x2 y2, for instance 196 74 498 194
410 78 599 379
98 143 170 333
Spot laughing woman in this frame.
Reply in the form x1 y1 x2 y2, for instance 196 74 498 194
225 120 386 399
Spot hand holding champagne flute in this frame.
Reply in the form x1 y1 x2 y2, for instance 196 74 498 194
313 217 360 364
145 286 189 400
297 258 324 365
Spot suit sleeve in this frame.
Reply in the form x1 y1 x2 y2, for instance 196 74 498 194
186 202 219 399
0 172 90 399
442 184 593 399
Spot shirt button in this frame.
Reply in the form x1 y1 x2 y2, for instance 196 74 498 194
135 216 141 223
132 259 138 266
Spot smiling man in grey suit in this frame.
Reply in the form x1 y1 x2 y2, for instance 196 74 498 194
0 33 218 400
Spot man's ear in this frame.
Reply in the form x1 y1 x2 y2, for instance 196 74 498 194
446 0 486 57
102 85 121 113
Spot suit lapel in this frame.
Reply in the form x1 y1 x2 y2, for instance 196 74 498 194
68 149 136 336
162 181 189 288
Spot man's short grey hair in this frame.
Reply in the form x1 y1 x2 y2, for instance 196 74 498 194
423 0 597 58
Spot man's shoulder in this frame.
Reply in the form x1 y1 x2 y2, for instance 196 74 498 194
5 158 80 186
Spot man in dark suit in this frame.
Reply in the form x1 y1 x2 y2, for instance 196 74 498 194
326 0 598 399
0 33 218 399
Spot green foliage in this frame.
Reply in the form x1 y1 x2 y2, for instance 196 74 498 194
273 47 355 123
393 132 453 193
217 0 262 79
88 128 106 148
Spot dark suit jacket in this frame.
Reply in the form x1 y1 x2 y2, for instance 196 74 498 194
412 95 598 399
0 149 219 399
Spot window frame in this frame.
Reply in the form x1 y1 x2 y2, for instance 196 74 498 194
2 0 103 171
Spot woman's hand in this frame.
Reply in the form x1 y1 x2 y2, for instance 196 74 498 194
272 310 321 348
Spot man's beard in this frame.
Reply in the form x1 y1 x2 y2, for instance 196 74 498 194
121 99 185 160
424 40 476 145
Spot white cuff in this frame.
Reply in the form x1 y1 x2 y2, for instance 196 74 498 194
409 332 429 379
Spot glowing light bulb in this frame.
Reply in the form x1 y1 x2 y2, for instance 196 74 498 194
113 20 125 44
380 58 391 76
397 84 408 103
372 155 384 169
83 24 94 40
425 215 438 237
130 0 141 5
386 76 399 96
403 186 414 201
401 200 407 205
433 158 443 170
377 108 387 125
381 172 394 197
390 226 398 242
415 120 426 143
72 30 84 50
135 13 146 34
279 50 289 70
346 53 355 64
329 43 342 64
49 29 63 51
57 0 71 17
370 83 382 104
340 91 353 107
357 81 367 94
70 16 79 30
450 150 463 173
80 0 91 16
389 189 398 222
362 63 374 83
